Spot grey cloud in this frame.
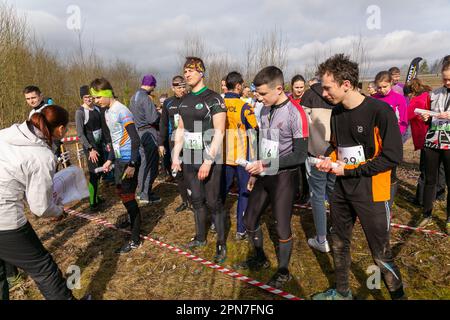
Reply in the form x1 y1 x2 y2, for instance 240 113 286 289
11 0 450 81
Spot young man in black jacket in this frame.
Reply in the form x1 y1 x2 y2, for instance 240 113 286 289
313 54 406 300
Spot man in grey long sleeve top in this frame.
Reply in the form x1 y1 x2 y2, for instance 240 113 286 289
129 74 161 204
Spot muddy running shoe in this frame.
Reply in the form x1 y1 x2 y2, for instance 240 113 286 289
213 244 227 264
267 270 292 289
149 193 162 204
312 288 353 300
115 240 142 254
185 239 207 249
417 216 433 229
234 256 270 271
175 202 188 213
235 232 248 241
115 218 131 229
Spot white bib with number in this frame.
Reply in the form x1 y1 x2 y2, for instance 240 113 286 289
184 132 203 150
431 118 450 131
261 138 279 159
173 114 180 129
338 145 365 165
93 129 102 144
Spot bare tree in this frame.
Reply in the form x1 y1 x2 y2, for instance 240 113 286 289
244 28 289 82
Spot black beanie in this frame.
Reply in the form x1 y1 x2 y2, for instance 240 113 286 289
80 85 90 98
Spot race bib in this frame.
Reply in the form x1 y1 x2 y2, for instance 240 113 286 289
174 114 180 129
93 129 102 144
184 132 203 150
430 119 450 131
261 138 279 159
338 145 365 165
113 145 122 159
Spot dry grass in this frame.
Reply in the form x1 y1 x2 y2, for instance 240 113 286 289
9 138 450 300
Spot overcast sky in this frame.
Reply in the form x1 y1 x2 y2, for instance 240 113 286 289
10 0 450 81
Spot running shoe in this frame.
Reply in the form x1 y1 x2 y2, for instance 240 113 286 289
213 244 227 263
312 288 353 300
115 240 142 254
235 232 248 241
185 239 207 249
417 216 433 228
234 256 270 271
175 202 188 213
266 270 292 289
307 237 331 253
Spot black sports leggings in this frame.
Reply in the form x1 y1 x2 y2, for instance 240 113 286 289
244 169 299 240
183 164 225 244
423 147 450 220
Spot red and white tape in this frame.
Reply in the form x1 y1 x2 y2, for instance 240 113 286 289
61 136 79 143
390 223 448 238
176 184 449 239
65 208 303 301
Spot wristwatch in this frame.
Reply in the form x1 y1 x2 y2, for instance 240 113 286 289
127 161 136 168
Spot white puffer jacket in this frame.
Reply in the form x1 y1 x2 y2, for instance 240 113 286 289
0 121 63 231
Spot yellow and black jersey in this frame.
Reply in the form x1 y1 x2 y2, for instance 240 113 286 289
326 97 403 202
224 92 258 165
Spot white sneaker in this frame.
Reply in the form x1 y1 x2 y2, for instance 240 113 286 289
308 237 330 253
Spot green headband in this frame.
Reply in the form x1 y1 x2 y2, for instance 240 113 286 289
89 88 114 98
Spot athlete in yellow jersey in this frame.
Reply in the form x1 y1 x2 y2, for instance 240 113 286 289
221 71 258 240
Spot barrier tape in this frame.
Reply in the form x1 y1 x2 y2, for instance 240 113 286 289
61 136 79 143
168 183 449 239
65 208 303 301
390 223 448 238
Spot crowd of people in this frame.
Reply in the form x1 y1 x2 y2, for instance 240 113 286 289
0 53 449 300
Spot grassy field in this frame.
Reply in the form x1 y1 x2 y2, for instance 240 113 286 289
8 75 450 300
9 132 450 300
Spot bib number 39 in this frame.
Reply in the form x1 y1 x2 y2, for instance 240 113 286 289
338 145 365 165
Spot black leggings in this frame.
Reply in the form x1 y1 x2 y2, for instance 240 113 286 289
183 164 225 244
176 169 190 204
0 223 73 300
416 149 446 205
423 147 450 220
244 169 299 240
115 161 141 243
330 189 404 298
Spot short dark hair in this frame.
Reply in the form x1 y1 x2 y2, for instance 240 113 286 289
23 85 41 95
253 66 284 89
375 71 392 84
291 75 305 87
317 54 359 88
90 77 114 92
442 55 450 72
388 67 401 75
225 71 244 90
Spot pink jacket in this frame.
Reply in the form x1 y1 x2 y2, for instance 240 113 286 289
373 90 409 135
